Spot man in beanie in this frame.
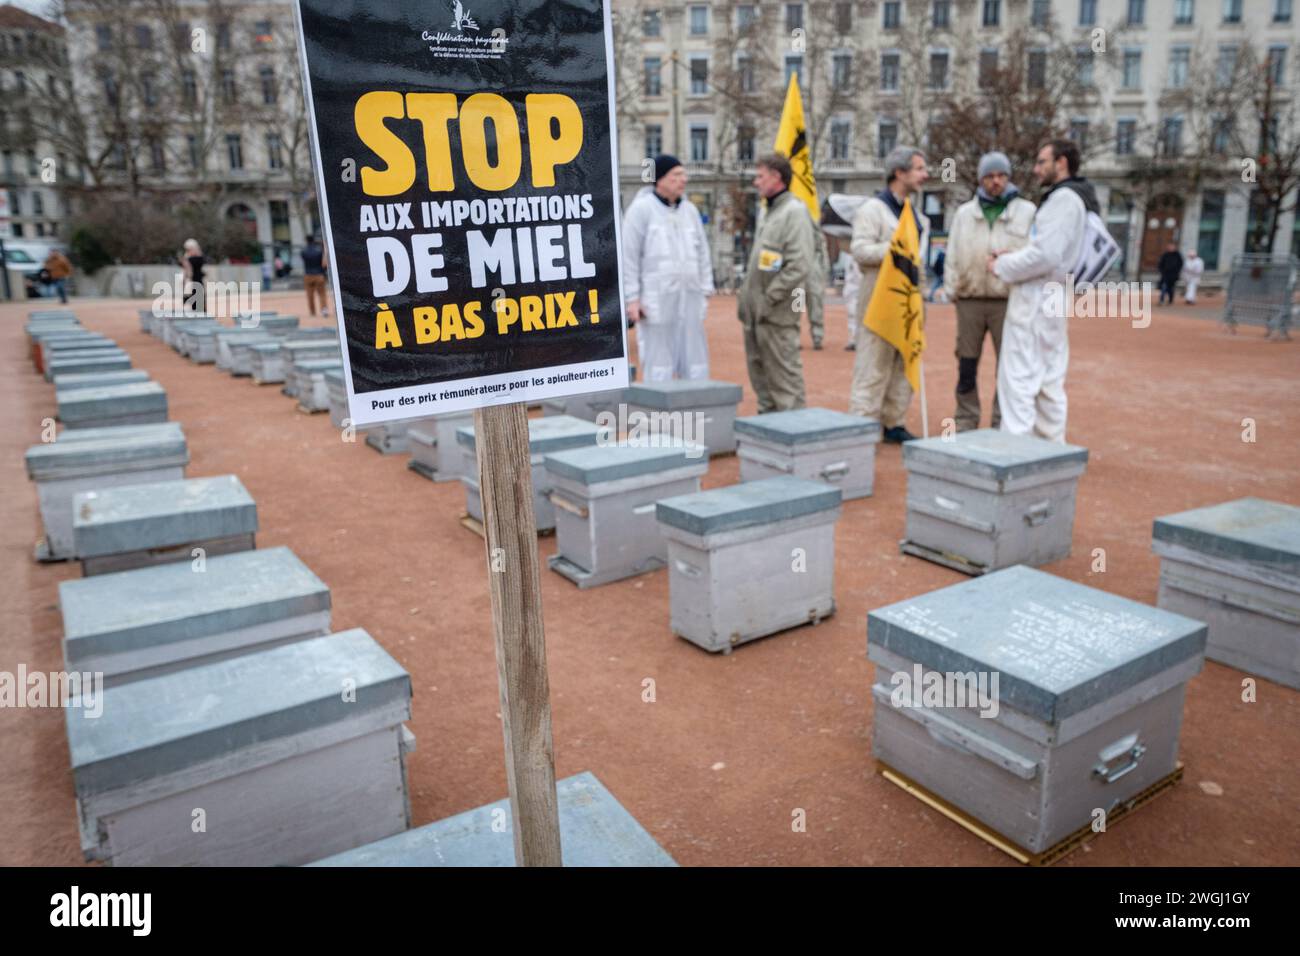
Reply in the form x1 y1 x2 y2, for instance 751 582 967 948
738 153 815 411
622 154 715 381
942 150 1036 431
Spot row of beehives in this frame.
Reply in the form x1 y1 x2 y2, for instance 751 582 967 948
21 309 425 867
141 306 1297 859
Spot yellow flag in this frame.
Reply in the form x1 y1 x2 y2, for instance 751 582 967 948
773 73 819 221
864 198 925 391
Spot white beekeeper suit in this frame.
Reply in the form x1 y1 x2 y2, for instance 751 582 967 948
1182 251 1204 303
621 186 714 381
991 179 1093 442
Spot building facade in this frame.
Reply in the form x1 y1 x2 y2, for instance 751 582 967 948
613 0 1300 283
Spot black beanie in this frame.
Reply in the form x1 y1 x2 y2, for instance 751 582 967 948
654 154 683 182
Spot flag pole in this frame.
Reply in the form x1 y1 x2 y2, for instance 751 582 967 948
919 357 929 439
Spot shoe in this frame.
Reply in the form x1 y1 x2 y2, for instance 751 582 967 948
813 340 823 350
883 426 918 444
844 341 856 351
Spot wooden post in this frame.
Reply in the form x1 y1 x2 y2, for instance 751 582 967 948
472 401 563 867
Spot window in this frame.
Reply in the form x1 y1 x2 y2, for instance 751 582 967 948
148 138 164 172
1211 116 1233 153
1216 45 1237 86
101 73 119 107
737 5 756 30
181 69 197 106
689 125 708 163
26 149 36 176
1079 0 1097 26
785 55 803 87
1222 0 1242 23
9 189 19 215
983 0 1001 26
883 1 901 29
1159 116 1183 155
923 193 946 233
1032 0 1051 26
880 52 900 91
835 3 852 32
266 133 283 170
643 58 661 97
738 127 755 163
95 25 112 51
141 71 157 107
1174 0 1194 24
32 191 43 215
217 22 231 51
929 51 949 89
831 120 851 160
134 24 152 48
13 71 25 94
689 5 708 35
187 134 201 169
1277 0 1294 24
1127 0 1145 24
644 124 662 159
253 19 273 44
1169 47 1190 87
1076 48 1094 86
1122 49 1142 88
643 10 661 36
933 0 951 29
878 120 898 158
1028 50 1047 89
690 56 708 95
1069 119 1089 152
1198 190 1223 268
220 68 237 104
832 54 852 92
260 67 277 105
1267 46 1287 86
785 3 803 32
979 49 999 87
1115 119 1136 155
738 55 755 93
226 133 243 170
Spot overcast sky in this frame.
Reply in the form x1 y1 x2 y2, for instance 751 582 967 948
8 0 58 21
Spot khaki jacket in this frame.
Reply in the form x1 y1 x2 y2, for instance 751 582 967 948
943 194 1036 300
739 190 816 329
850 193 930 324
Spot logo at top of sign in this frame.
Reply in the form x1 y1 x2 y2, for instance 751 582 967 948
451 1 479 32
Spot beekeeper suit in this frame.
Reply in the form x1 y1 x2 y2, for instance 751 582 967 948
622 155 714 381
991 143 1097 443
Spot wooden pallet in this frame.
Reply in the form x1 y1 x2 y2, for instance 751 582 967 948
877 759 1185 866
459 513 554 539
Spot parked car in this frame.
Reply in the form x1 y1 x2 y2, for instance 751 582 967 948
2 245 45 298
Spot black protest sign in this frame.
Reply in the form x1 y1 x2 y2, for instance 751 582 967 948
294 0 628 425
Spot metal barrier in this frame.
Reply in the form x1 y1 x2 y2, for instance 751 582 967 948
1222 254 1296 339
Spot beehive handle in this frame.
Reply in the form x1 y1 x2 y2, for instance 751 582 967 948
1092 734 1146 784
547 490 589 519
1024 500 1053 526
820 461 849 480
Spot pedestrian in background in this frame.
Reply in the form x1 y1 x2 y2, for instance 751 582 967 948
1182 249 1204 304
943 150 1036 432
849 145 931 442
622 154 715 381
43 248 73 304
301 235 329 319
1157 242 1183 306
739 153 813 412
179 238 205 312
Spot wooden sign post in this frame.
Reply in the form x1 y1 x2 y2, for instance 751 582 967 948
473 402 563 867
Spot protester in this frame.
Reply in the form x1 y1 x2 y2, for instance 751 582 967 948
738 153 814 412
179 239 205 312
988 139 1095 443
849 145 930 442
622 154 715 381
42 248 73 304
301 235 329 318
1182 249 1204 304
1157 243 1183 306
943 151 1036 432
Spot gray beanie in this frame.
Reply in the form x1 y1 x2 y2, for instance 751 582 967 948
978 151 1011 178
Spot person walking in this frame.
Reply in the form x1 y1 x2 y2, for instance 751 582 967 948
738 153 814 412
988 139 1095 443
301 235 329 318
849 145 931 442
622 154 715 381
1157 243 1183 306
1182 249 1204 304
943 151 1036 432
179 239 205 312
43 248 73 304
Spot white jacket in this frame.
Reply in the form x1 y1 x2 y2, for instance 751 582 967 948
1182 256 1205 280
943 193 1036 300
993 185 1087 315
621 186 714 325
849 192 930 323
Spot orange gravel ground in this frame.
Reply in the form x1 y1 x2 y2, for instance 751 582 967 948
1 288 1297 866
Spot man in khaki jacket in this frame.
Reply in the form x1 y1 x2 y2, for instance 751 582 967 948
849 146 930 442
943 151 1036 431
739 153 815 412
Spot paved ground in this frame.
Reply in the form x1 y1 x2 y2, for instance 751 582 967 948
2 289 1297 867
